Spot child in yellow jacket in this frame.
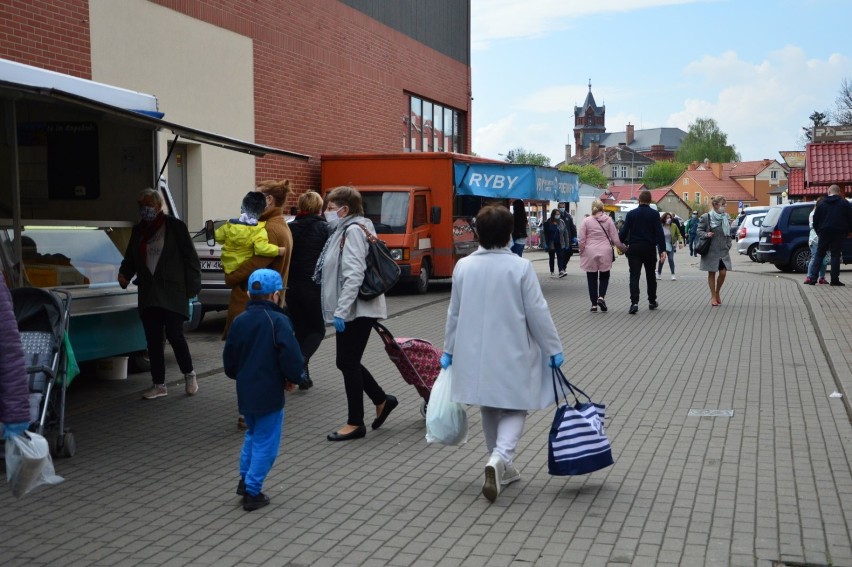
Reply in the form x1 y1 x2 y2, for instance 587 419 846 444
215 192 286 274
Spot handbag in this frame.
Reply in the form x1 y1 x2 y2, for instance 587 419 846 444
548 368 614 476
340 223 401 300
695 213 712 256
595 216 617 261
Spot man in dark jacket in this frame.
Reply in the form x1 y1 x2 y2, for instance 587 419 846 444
619 190 667 314
0 271 31 439
808 184 852 286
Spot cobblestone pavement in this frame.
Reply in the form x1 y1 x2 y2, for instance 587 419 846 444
2 250 851 567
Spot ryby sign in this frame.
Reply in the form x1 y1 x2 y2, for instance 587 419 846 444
813 126 852 142
466 172 521 191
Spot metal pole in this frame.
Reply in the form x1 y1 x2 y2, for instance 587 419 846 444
5 97 23 287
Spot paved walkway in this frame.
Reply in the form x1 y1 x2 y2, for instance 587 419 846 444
2 249 851 567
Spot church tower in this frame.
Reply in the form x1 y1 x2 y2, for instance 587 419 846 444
573 80 606 156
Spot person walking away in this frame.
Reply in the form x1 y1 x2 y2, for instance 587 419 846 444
215 191 287 275
510 199 528 257
805 197 830 285
685 211 699 256
618 190 666 314
118 188 201 399
223 269 304 511
441 205 564 502
315 186 397 441
697 195 734 306
806 184 852 286
578 199 626 312
287 191 329 389
0 270 31 440
656 212 683 280
559 203 577 263
543 209 568 278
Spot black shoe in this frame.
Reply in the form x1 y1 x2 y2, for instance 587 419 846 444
372 395 398 430
242 491 270 511
327 425 367 441
597 298 607 312
649 301 658 310
298 364 313 390
236 477 245 496
830 281 846 286
628 304 638 314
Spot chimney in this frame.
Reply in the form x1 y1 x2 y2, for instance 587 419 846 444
763 159 771 166
565 144 572 163
626 123 635 145
711 162 722 179
591 140 600 158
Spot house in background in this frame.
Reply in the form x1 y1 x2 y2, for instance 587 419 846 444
725 159 787 205
670 162 757 216
650 188 691 219
789 140 852 200
561 144 655 187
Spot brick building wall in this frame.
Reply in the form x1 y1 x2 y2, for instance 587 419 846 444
1 0 471 199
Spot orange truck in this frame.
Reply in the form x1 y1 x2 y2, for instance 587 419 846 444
320 152 578 293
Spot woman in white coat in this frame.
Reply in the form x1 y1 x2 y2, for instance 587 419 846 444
441 205 564 502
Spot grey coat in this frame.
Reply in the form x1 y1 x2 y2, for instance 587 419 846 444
697 213 733 272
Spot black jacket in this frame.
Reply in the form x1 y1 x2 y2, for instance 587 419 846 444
288 214 329 286
619 204 666 254
813 194 852 234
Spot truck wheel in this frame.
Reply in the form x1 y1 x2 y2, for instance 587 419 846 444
128 351 151 373
416 259 431 294
792 246 811 273
748 244 759 262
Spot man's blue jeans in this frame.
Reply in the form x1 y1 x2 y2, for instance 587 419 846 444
240 408 284 496
807 240 829 281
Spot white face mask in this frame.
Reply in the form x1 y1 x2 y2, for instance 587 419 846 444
324 210 340 229
665 219 672 225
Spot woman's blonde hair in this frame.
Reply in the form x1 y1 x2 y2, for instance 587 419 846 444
298 191 323 215
711 195 727 207
137 188 163 208
326 186 364 216
591 199 604 215
257 179 291 207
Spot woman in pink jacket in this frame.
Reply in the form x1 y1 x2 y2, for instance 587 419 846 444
578 200 626 312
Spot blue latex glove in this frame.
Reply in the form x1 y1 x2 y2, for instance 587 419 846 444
549 353 564 368
2 422 29 439
440 352 453 369
333 317 346 333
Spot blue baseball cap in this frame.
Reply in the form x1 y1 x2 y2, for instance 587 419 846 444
248 269 283 295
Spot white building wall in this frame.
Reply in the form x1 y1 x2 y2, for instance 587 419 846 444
88 0 256 229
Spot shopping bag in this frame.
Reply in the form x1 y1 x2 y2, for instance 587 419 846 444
5 431 64 498
548 368 614 476
425 367 468 445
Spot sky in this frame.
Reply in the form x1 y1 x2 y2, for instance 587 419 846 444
469 0 852 166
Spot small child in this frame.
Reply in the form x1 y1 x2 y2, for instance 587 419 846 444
223 268 304 511
215 192 286 274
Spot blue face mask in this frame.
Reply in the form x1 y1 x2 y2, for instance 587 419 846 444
140 205 158 222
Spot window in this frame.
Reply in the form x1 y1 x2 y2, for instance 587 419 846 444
404 94 464 153
683 192 689 201
413 195 428 227
611 166 618 178
789 205 813 226
683 178 689 185
771 170 778 180
637 166 644 178
695 192 701 203
620 166 628 178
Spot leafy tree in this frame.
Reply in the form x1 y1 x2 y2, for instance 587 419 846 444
642 161 687 189
802 110 830 142
503 147 550 166
675 117 740 163
834 78 852 125
558 163 608 187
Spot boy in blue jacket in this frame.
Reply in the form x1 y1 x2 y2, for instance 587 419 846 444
223 268 304 511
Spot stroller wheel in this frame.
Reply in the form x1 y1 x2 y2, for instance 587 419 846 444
59 430 76 458
420 401 427 418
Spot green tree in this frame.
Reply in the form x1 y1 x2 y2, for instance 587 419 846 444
558 163 608 187
803 110 830 141
642 161 687 189
675 117 740 163
503 147 551 166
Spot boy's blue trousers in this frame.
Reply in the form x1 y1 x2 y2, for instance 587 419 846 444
240 408 284 496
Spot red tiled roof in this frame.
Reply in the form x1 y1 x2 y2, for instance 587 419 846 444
611 184 645 201
685 170 757 202
806 142 852 184
648 188 672 202
726 160 775 177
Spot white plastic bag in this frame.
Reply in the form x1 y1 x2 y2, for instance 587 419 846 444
5 431 64 498
425 367 468 445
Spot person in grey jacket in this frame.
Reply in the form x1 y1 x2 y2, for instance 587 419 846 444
0 270 31 439
697 195 733 306
314 186 397 442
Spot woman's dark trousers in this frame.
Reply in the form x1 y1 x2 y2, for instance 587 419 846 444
139 306 194 385
336 317 386 427
586 271 610 304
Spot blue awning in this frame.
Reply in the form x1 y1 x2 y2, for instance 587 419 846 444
453 162 578 202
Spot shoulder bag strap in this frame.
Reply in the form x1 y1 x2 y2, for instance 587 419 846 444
595 216 615 247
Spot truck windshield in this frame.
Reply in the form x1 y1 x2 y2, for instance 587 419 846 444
361 192 409 234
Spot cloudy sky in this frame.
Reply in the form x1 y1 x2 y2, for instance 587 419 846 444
470 0 852 165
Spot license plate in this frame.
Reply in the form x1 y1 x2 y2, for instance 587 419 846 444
201 260 221 271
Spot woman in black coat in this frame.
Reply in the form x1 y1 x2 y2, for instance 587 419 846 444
286 191 329 389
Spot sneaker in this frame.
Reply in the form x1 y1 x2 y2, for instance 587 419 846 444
628 304 638 315
558 271 567 279
482 454 504 502
243 491 270 511
655 273 662 280
141 384 167 399
804 277 812 284
550 272 556 278
236 477 245 496
649 301 658 311
818 278 828 285
501 464 521 486
184 371 198 396
830 281 846 286
671 275 677 281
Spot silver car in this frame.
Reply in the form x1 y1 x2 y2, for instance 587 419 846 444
192 221 228 320
736 210 768 262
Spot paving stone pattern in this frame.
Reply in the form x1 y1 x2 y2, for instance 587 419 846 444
1 251 850 567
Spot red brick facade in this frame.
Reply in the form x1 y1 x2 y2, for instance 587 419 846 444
0 0 471 199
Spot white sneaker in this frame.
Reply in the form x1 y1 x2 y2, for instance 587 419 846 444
501 463 521 486
550 272 556 278
483 454 504 502
671 275 677 281
655 273 662 280
558 271 567 279
184 371 198 396
141 384 167 399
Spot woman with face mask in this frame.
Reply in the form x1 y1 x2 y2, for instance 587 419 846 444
543 209 569 278
656 212 683 281
314 186 397 441
696 195 733 306
118 188 201 400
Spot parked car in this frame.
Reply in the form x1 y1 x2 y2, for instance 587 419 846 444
755 202 852 272
735 207 770 262
192 220 228 319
